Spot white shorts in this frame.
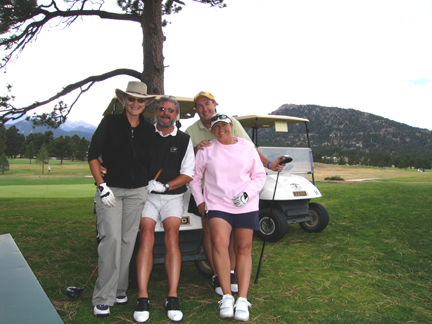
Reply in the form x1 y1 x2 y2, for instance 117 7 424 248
141 193 184 222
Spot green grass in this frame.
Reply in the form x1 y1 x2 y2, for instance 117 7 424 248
1 160 432 323
315 163 432 182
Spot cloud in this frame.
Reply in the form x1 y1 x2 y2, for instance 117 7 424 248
403 78 432 85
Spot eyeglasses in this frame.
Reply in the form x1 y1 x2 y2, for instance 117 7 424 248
158 106 176 114
127 96 146 104
210 114 230 122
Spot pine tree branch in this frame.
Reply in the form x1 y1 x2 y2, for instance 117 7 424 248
0 68 142 123
1 4 140 68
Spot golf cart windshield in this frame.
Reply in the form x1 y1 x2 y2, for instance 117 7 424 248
260 147 314 174
234 115 314 175
103 95 197 120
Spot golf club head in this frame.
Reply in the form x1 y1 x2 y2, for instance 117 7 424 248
279 155 293 165
66 286 85 298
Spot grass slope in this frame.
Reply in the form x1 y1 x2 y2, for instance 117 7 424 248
1 160 431 323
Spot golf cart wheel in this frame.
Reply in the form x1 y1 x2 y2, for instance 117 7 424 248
195 260 213 279
300 202 329 233
256 208 288 242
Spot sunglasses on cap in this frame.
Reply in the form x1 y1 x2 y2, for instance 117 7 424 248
158 106 176 114
210 114 230 122
127 96 146 104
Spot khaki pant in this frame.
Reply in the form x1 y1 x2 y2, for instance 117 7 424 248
92 186 147 306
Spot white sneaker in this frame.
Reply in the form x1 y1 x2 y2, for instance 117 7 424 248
231 272 238 294
218 294 235 319
115 295 128 304
93 304 110 317
133 298 150 323
234 297 252 321
212 275 223 296
165 297 183 322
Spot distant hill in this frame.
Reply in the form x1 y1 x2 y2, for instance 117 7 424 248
5 119 96 141
249 104 432 160
5 107 432 162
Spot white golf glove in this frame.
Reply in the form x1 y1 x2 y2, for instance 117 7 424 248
147 180 165 193
233 192 249 207
98 183 116 207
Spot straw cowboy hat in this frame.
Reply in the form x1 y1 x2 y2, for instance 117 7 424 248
115 81 157 105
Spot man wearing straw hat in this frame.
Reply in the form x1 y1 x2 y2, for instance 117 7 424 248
88 81 155 317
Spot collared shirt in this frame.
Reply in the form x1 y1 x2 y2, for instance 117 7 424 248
185 117 253 149
153 124 195 179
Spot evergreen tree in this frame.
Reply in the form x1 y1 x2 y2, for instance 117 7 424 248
0 153 9 174
5 125 25 158
0 124 6 156
399 158 409 169
338 157 346 165
25 141 37 163
75 137 90 161
414 157 423 169
35 144 50 174
50 135 74 163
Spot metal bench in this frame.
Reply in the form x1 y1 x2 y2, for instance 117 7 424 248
0 233 63 324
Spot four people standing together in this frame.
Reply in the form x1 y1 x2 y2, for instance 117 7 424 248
88 82 285 322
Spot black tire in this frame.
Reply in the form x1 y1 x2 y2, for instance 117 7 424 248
195 260 213 279
300 202 329 233
256 208 288 242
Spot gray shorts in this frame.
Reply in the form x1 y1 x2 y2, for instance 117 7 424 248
142 193 184 222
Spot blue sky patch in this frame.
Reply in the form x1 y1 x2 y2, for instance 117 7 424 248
404 78 432 85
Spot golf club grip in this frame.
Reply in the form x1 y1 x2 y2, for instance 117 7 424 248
154 169 163 181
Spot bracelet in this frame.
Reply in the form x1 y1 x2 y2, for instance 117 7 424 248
267 161 271 169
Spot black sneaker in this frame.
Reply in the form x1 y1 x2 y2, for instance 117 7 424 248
93 304 110 317
165 297 183 322
231 272 238 294
133 298 150 323
212 275 223 296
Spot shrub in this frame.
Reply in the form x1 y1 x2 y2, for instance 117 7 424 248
324 175 344 181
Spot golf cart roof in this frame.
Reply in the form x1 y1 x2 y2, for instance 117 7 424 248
103 95 197 120
234 115 309 128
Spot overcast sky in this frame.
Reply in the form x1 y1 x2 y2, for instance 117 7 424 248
1 0 431 130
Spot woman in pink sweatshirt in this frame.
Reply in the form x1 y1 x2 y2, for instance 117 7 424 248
190 113 266 321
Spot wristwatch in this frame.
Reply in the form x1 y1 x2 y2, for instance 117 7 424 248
164 183 170 192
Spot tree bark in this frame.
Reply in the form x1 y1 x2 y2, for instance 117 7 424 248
142 0 164 95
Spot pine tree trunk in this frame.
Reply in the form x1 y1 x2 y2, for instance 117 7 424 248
141 0 164 95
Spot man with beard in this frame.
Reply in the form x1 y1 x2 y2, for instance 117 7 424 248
133 96 195 323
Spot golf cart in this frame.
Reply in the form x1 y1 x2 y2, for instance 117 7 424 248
234 115 329 242
102 96 213 285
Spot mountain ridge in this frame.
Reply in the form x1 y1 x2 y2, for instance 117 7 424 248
253 104 432 162
4 107 432 163
5 119 96 141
